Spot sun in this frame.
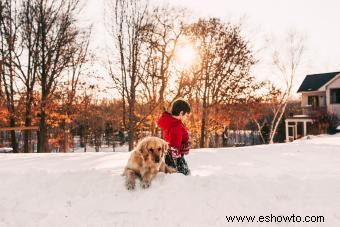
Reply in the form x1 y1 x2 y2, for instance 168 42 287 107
175 42 198 70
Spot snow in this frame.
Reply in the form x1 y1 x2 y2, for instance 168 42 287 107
0 147 13 153
1 134 340 227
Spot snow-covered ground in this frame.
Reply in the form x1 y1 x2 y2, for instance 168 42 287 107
0 147 13 153
1 134 340 227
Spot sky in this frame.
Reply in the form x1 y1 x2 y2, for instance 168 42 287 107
156 0 340 94
82 0 340 99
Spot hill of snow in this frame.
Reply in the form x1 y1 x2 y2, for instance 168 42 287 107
1 134 340 226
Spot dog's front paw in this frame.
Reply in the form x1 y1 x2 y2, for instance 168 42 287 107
126 181 136 190
141 180 151 189
168 167 177 173
164 166 177 174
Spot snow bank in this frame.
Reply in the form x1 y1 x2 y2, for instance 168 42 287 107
0 147 13 153
1 135 340 227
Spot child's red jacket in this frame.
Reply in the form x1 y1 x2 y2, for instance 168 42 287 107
157 112 189 158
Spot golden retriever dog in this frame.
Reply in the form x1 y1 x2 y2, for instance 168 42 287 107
123 136 177 190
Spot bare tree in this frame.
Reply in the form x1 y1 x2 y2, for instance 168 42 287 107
11 0 41 153
0 0 20 152
109 0 153 150
136 7 187 135
247 81 280 144
268 31 305 143
143 8 185 105
59 29 90 152
23 0 87 152
184 18 257 147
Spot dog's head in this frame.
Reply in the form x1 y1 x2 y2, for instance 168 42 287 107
137 137 168 163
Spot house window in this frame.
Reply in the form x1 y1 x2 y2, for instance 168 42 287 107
308 96 319 107
330 88 340 104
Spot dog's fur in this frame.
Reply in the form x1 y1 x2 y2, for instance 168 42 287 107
123 136 177 190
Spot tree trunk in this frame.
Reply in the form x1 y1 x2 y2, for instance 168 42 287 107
122 89 126 129
128 97 136 151
24 119 32 153
24 100 33 153
269 102 288 144
37 110 48 153
62 128 69 153
128 116 135 151
127 69 137 151
9 117 18 153
199 102 208 148
199 77 209 148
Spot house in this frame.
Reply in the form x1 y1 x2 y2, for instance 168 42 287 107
285 71 340 141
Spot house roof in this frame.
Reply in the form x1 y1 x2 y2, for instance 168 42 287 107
297 71 340 92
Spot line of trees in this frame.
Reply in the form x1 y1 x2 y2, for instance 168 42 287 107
0 0 305 152
107 0 269 150
0 0 90 152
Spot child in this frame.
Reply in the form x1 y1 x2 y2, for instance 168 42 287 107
157 99 191 175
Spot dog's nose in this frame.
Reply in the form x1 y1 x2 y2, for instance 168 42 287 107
155 157 160 163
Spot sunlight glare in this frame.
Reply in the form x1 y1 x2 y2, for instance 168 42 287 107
175 43 198 70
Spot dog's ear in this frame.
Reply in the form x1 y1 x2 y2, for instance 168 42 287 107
139 139 150 160
162 141 169 154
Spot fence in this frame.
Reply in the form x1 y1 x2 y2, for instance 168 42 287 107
1 128 262 152
208 130 262 148
0 129 37 152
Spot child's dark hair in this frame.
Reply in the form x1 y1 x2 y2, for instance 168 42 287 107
171 99 191 116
